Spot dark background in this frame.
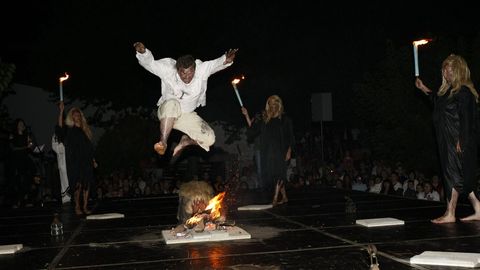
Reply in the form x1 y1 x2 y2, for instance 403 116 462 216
2 0 480 171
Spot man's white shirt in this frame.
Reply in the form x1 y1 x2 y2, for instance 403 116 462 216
136 49 232 113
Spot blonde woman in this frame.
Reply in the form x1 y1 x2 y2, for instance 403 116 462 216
242 95 295 206
56 102 97 215
416 54 480 223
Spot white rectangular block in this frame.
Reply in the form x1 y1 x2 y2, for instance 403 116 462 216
0 244 23 255
410 251 480 268
356 217 404 227
193 231 211 239
238 204 273 211
210 230 229 239
162 226 251 244
86 213 125 220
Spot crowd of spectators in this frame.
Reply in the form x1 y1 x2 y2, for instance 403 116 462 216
0 125 462 208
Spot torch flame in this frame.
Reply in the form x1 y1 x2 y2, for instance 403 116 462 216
59 73 69 82
413 39 430 46
231 75 245 85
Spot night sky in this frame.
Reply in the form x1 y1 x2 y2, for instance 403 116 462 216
2 1 478 129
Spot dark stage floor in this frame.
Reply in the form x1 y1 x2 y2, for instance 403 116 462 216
2 187 480 270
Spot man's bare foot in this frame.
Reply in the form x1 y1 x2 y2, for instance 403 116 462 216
460 213 480 222
173 136 192 157
431 215 456 224
154 142 166 155
172 143 185 157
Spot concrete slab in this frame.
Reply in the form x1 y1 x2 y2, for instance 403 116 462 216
162 226 251 244
356 217 404 227
86 213 125 220
410 251 480 268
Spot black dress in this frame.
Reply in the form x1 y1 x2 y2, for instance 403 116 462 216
9 132 34 202
432 86 478 199
55 125 95 191
10 132 33 177
248 116 294 191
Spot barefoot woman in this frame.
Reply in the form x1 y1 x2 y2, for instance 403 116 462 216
416 54 480 223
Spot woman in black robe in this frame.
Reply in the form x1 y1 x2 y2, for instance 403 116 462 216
416 54 480 223
242 95 294 206
56 102 97 215
8 118 34 207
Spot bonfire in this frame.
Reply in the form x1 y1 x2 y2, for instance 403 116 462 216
173 181 231 234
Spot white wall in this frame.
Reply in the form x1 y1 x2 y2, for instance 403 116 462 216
4 83 105 152
4 84 58 151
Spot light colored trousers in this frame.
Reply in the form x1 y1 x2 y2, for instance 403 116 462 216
158 99 215 151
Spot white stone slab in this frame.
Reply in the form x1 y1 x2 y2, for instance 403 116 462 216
86 213 125 220
356 217 404 227
238 204 273 211
0 244 23 255
410 251 480 268
162 226 251 244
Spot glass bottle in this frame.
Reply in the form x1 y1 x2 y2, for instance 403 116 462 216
50 213 63 236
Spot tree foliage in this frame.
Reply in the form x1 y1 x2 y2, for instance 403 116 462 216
0 59 16 131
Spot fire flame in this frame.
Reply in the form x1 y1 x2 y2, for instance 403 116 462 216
59 73 69 82
231 75 245 85
413 39 430 46
185 192 226 226
205 192 225 220
186 214 204 226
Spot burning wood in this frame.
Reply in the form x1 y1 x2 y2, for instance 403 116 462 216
174 191 227 234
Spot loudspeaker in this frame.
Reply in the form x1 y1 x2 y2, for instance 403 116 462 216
311 93 332 122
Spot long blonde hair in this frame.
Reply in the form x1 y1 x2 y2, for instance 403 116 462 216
262 95 284 123
438 54 478 102
65 107 93 140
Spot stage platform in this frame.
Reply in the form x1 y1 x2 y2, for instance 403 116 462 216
1 187 480 269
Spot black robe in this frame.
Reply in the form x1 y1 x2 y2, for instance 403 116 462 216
248 116 294 191
55 125 95 191
432 86 478 199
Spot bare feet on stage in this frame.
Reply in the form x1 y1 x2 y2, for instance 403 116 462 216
431 214 456 224
154 141 167 155
278 198 288 205
83 208 92 215
461 195 480 222
75 206 83 216
460 214 480 222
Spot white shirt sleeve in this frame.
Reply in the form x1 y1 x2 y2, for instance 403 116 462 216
136 48 174 79
197 54 232 79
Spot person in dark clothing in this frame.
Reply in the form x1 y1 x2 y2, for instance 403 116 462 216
415 54 480 223
8 118 34 207
241 111 264 189
242 95 294 206
56 102 97 215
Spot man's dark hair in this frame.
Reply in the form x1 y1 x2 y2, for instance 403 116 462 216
176 55 196 70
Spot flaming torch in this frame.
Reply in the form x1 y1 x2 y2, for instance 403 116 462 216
231 76 245 107
413 39 430 77
59 73 70 101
